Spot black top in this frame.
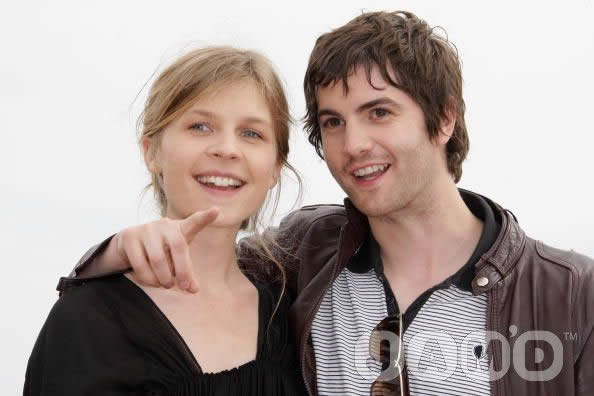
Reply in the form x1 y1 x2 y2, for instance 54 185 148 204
24 272 304 395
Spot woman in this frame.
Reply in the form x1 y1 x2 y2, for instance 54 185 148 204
24 47 305 395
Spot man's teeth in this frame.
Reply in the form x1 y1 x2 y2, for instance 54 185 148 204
353 164 389 177
197 176 243 187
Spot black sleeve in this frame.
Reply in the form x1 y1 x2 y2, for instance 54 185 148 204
23 286 147 396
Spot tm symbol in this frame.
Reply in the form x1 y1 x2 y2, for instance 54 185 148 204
564 332 578 341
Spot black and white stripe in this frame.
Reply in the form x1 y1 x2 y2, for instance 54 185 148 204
311 268 387 395
311 267 491 395
404 286 490 395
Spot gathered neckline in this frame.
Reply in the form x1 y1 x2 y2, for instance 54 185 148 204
119 274 264 375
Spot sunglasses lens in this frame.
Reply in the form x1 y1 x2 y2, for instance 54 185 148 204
370 315 406 396
376 316 400 333
370 379 401 395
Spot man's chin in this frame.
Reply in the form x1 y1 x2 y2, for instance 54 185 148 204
346 190 413 219
347 196 391 218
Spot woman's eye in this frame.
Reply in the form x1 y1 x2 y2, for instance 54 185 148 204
242 129 262 139
189 123 211 133
322 117 343 129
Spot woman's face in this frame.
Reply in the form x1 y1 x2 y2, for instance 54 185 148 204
143 79 281 227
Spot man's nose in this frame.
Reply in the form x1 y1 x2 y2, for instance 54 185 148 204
343 122 372 157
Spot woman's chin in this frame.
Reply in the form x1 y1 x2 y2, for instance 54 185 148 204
209 216 247 230
169 205 252 231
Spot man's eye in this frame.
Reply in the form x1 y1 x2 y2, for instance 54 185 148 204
189 123 211 133
242 129 262 139
371 108 390 119
322 118 343 128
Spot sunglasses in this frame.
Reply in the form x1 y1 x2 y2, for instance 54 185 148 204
369 314 409 396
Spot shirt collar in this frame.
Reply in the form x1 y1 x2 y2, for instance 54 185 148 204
347 190 501 291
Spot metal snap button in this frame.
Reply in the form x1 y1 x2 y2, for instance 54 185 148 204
476 276 489 287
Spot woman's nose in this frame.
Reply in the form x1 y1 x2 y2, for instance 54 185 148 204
207 132 240 159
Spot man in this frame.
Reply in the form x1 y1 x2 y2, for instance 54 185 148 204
63 11 593 396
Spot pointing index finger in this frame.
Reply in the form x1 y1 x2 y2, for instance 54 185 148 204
179 207 220 242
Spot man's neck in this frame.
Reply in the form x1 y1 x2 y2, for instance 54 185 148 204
368 181 483 299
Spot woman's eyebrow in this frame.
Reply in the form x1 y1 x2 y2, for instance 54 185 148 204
187 109 217 120
240 116 271 128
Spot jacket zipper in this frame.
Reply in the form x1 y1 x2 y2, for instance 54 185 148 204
485 212 510 396
488 287 500 396
300 226 363 395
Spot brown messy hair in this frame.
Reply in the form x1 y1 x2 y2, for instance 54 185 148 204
138 47 301 309
304 11 469 182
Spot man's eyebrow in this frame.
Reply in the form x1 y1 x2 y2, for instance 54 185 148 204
317 108 341 119
355 97 401 112
317 97 401 119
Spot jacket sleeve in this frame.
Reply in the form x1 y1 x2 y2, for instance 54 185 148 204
70 206 338 290
236 208 315 294
576 327 594 396
574 250 594 396
67 234 116 278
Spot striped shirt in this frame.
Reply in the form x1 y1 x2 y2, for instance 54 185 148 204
311 193 499 395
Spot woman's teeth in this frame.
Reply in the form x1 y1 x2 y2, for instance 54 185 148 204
197 176 243 187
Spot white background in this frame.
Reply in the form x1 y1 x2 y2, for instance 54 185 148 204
1 0 593 393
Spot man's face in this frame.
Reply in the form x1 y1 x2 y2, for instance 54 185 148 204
317 65 452 218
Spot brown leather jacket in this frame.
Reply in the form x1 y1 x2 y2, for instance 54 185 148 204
67 190 593 396
270 190 594 396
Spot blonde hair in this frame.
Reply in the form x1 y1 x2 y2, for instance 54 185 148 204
138 46 301 313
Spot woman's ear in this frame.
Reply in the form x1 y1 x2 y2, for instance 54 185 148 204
142 136 159 173
270 163 281 190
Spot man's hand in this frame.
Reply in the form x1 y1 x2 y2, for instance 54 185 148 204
107 207 220 292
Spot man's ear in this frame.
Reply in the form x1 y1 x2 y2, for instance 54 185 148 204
142 136 159 174
437 102 457 146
